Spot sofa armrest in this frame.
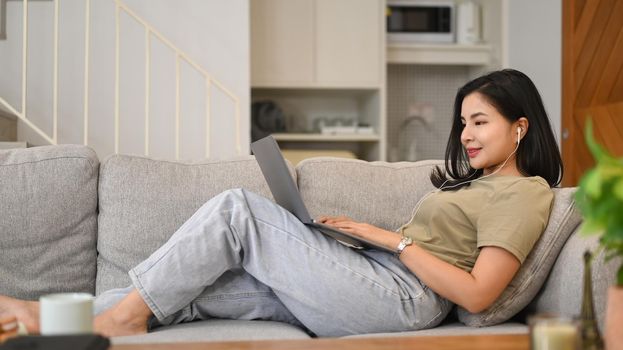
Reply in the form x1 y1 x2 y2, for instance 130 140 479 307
524 227 620 331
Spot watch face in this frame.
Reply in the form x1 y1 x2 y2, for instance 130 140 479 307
396 236 413 255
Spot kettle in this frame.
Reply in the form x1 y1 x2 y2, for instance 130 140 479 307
457 1 482 45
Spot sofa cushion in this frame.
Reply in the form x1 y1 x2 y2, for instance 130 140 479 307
523 231 620 330
347 321 528 338
111 319 311 344
296 158 441 231
96 155 294 294
296 158 581 327
0 145 99 300
456 187 581 326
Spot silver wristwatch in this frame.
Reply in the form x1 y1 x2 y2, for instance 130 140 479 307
396 236 413 257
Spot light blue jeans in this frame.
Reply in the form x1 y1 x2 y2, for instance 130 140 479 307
95 189 452 337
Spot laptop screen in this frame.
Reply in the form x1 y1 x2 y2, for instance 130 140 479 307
250 136 314 223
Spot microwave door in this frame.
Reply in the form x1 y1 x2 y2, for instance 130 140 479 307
387 3 454 43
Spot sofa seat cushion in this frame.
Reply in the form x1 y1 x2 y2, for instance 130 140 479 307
0 145 99 300
348 322 528 338
111 319 311 344
96 155 295 293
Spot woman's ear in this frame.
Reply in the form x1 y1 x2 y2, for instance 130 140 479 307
516 117 529 138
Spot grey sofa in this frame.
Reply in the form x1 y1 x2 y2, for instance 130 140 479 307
0 145 617 344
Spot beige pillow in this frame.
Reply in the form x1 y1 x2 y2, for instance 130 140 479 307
456 187 582 326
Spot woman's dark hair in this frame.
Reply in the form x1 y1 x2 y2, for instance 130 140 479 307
430 69 563 189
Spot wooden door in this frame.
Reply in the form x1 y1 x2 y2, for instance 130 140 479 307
562 0 623 186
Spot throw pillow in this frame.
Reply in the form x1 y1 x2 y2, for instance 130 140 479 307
0 145 99 300
456 187 582 326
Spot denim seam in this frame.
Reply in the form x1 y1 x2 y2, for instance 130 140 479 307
252 216 401 298
421 309 443 329
132 208 210 277
399 289 425 302
129 269 167 321
195 291 275 302
132 240 179 277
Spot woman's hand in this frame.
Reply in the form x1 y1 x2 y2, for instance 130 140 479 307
316 215 353 226
317 216 402 251
317 215 380 239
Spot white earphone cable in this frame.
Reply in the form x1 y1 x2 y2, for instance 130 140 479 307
396 128 522 232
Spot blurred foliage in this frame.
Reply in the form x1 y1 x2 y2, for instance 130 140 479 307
575 118 623 286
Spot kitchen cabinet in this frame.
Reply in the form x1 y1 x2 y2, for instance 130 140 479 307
250 0 314 86
250 0 386 161
314 0 382 87
251 0 384 88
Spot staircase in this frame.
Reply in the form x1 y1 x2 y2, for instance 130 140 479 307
0 0 246 159
1 1 18 149
0 110 27 149
0 113 17 142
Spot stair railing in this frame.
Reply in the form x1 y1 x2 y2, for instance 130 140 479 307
0 0 242 159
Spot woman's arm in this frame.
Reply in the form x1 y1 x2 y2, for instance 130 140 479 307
400 244 519 313
318 216 520 313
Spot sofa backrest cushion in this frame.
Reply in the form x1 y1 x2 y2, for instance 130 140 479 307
296 158 582 327
523 231 620 331
96 155 293 294
0 145 99 300
296 158 440 231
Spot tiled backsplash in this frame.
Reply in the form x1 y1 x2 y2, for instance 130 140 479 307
387 65 470 162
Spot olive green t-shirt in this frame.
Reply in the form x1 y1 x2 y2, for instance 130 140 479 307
399 176 553 272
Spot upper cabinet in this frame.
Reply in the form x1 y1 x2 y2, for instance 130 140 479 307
251 0 384 88
250 0 315 86
314 0 383 86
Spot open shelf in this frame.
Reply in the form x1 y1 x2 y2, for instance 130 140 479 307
387 43 492 65
272 133 380 142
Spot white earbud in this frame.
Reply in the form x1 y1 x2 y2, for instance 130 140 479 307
516 127 522 144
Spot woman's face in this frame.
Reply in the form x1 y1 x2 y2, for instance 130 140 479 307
460 92 521 176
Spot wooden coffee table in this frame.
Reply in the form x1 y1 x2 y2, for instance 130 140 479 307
111 334 529 350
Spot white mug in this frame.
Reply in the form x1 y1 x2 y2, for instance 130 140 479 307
39 293 94 335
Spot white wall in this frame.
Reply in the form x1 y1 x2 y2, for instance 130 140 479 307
0 0 249 160
506 0 562 147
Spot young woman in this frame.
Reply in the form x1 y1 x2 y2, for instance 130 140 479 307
0 69 563 339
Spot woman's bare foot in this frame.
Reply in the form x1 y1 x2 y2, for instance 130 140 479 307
94 290 152 337
0 295 40 334
0 315 19 343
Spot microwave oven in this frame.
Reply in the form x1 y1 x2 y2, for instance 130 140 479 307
386 0 455 43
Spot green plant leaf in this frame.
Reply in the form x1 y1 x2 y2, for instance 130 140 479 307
579 218 604 236
584 118 610 163
583 169 602 198
578 117 623 286
615 177 623 201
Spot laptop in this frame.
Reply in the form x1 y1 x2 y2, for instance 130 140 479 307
251 135 394 254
